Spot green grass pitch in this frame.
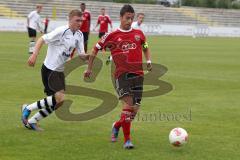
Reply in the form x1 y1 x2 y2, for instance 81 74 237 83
0 32 240 159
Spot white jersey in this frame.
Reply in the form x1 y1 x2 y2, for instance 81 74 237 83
131 21 142 30
28 10 42 30
42 25 85 72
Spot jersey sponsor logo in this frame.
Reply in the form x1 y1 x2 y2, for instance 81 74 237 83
62 51 71 57
119 41 137 51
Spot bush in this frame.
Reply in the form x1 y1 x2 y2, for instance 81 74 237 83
182 0 240 9
133 0 157 4
216 0 231 8
232 1 240 9
113 0 157 4
113 0 132 3
111 0 240 8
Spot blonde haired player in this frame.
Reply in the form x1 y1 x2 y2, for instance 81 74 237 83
21 10 88 131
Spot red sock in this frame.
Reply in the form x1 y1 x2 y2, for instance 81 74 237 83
118 109 133 143
122 118 131 143
114 108 132 129
114 120 122 129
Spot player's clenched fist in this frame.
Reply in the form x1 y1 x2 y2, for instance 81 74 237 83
28 54 37 67
84 69 92 78
147 62 152 72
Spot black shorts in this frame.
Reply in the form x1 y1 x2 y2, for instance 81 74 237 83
115 73 144 105
41 64 65 96
27 27 37 37
82 32 89 44
98 32 106 38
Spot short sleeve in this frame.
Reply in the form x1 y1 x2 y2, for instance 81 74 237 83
94 32 111 51
27 12 33 19
42 27 62 44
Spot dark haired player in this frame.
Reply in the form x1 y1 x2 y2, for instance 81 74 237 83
84 5 152 149
80 3 91 52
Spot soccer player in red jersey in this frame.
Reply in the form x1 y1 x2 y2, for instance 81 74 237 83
84 4 152 149
43 16 50 34
94 8 113 38
80 3 91 52
106 12 145 65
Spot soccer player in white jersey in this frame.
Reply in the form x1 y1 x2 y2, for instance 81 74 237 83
27 4 43 54
131 13 145 30
21 10 88 131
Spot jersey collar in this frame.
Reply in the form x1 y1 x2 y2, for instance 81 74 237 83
67 25 76 35
117 27 133 33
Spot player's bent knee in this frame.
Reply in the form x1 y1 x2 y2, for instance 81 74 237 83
55 92 65 104
121 95 134 106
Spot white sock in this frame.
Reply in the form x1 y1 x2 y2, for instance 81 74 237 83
26 96 56 111
28 108 53 124
29 41 35 53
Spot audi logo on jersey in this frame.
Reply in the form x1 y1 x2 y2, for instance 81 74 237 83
119 41 137 52
101 35 138 52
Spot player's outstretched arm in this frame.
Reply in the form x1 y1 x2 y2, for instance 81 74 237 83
28 37 44 67
84 48 98 78
79 53 90 62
